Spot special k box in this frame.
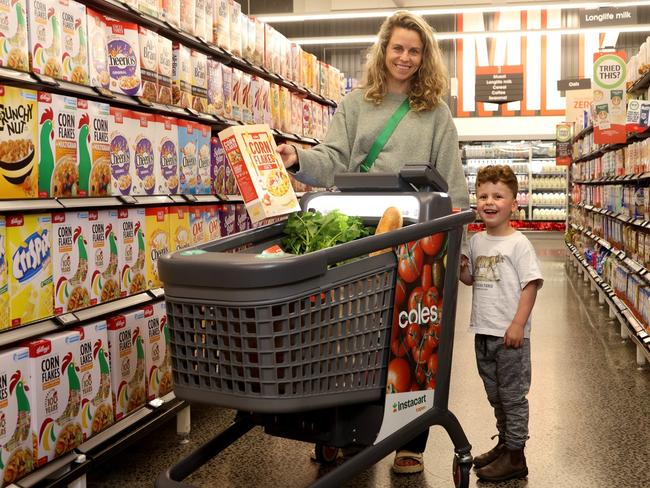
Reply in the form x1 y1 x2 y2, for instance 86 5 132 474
189 206 205 245
75 321 113 440
144 206 169 289
169 205 190 252
52 210 91 315
0 347 33 486
143 301 173 400
131 111 157 196
26 330 82 467
106 312 146 421
88 209 120 304
7 213 52 327
117 207 146 297
77 99 111 197
218 124 300 223
156 115 179 195
0 216 8 330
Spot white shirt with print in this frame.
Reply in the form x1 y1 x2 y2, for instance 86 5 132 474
466 231 543 338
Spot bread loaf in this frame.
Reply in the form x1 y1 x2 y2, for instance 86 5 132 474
370 207 403 256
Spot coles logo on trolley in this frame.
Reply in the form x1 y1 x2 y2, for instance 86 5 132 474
398 303 439 328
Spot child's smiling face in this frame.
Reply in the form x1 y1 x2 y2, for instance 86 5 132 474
476 181 518 235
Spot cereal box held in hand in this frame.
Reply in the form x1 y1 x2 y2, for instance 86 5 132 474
218 124 300 223
143 301 173 400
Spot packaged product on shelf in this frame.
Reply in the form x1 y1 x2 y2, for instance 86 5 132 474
169 205 190 252
302 98 312 138
86 8 109 89
143 301 173 400
206 58 223 115
300 50 311 89
106 311 146 420
172 42 191 108
106 19 142 96
157 35 172 105
204 0 213 44
0 0 28 72
132 111 157 196
144 206 169 288
26 330 83 467
213 0 230 51
254 17 264 66
229 0 241 57
117 207 146 297
52 210 91 315
162 0 180 30
179 0 195 34
262 79 271 126
0 85 37 198
188 206 205 245
109 106 134 195
235 203 251 232
220 203 236 235
278 33 288 79
291 93 301 134
0 347 33 484
251 76 263 124
203 204 220 241
279 86 291 133
222 64 232 118
231 67 241 121
218 124 301 223
196 123 211 194
137 0 158 19
76 99 110 197
314 103 323 139
0 216 7 330
269 82 280 129
194 0 206 41
26 0 62 79
190 50 208 114
319 62 328 97
75 321 114 440
290 43 301 84
89 209 120 303
241 72 252 124
210 136 224 194
59 0 87 84
155 115 179 194
177 119 198 194
138 26 158 103
6 213 52 327
121 0 137 9
245 16 255 62
263 24 274 72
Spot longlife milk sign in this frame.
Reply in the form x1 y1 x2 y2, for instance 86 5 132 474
592 52 627 145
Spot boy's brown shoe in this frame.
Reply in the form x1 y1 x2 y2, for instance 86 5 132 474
475 448 528 482
472 436 505 469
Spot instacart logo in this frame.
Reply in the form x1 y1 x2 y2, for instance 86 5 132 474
392 394 427 413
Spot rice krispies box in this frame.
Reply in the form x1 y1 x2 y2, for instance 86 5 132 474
132 111 157 196
106 19 142 97
109 107 134 195
0 216 7 330
27 0 62 79
52 210 92 315
203 204 221 241
77 99 111 197
196 123 211 194
117 207 146 297
59 0 88 84
7 213 52 327
144 206 169 289
0 347 33 485
26 330 83 467
177 119 198 194
0 0 28 72
89 209 120 304
189 206 205 245
106 312 146 421
169 205 190 252
86 8 109 89
0 86 38 199
143 301 173 400
156 115 179 195
75 321 114 440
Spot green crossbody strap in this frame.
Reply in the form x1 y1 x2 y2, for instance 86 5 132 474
360 98 411 173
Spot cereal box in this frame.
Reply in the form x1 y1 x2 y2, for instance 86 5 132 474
59 0 88 84
37 92 77 198
241 72 252 124
206 58 223 115
210 136 224 194
139 26 158 103
0 216 7 330
245 16 255 62
106 19 142 96
218 124 300 223
77 99 110 197
75 321 113 440
222 64 232 119
262 78 271 126
0 86 37 198
162 0 180 29
190 50 207 114
254 17 264 66
169 205 190 252
131 111 157 196
178 119 198 194
220 203 236 236
109 107 134 195
26 0 62 79
52 210 91 315
7 213 52 327
0 347 33 485
194 0 206 40
172 42 191 108
106 311 146 421
291 93 302 134
138 0 158 18
229 0 241 56
89 209 120 304
117 207 146 297
203 204 220 241
235 203 251 232
86 8 109 89
26 330 82 467
0 0 28 72
270 82 280 129
290 43 301 84
279 86 290 132
251 76 263 124
143 302 173 400
223 146 238 195
231 67 242 122
196 124 211 195
155 115 179 194
302 98 312 137
314 103 323 139
204 0 213 44
179 0 195 34
214 0 230 51
188 206 205 245
144 206 169 289
157 35 172 105
263 24 274 72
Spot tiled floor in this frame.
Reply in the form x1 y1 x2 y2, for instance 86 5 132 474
87 233 650 487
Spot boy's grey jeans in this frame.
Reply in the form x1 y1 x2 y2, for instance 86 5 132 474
475 334 531 450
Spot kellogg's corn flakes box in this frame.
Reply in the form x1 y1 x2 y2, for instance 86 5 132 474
75 321 113 441
26 0 62 79
88 209 120 304
117 207 146 297
177 119 198 195
0 347 33 485
59 0 87 84
77 99 111 197
0 216 7 330
7 213 52 327
109 106 134 195
195 123 211 194
52 211 91 315
155 115 179 195
143 301 172 400
0 0 29 72
188 206 204 245
131 111 157 196
0 86 37 199
26 330 82 467
203 204 221 241
106 19 142 96
144 206 168 289
169 205 190 252
106 312 146 421
86 8 108 89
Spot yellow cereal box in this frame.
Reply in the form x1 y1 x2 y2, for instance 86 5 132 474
0 86 37 199
27 0 62 79
0 216 8 330
117 207 146 297
169 205 190 252
144 206 168 289
7 213 52 327
59 0 88 84
0 347 33 485
0 0 29 72
52 210 91 315
75 321 113 441
88 209 120 304
143 301 173 400
77 99 111 197
218 124 300 223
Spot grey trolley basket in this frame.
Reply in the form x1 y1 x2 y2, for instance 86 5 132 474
156 163 475 488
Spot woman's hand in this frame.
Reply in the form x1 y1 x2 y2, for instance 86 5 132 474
276 144 298 169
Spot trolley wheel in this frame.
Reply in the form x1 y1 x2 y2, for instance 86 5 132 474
452 454 471 488
314 443 339 465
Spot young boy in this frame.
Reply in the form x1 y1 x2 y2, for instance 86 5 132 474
459 164 543 482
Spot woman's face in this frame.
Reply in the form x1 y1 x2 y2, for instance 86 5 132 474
384 27 423 92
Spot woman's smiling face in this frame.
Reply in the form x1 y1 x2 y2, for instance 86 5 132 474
384 27 423 93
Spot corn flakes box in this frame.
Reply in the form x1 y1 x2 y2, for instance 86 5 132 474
177 119 198 195
144 301 173 400
131 111 157 196
139 26 158 103
89 209 120 304
26 330 82 467
155 115 179 194
86 8 108 90
188 206 205 245
241 72 252 124
106 19 142 96
206 58 223 115
214 0 230 51
169 205 190 252
0 216 7 330
58 0 87 84
179 0 195 35
109 106 134 195
144 206 168 289
218 124 300 223
0 85 37 199
77 99 111 197
203 204 220 241
157 35 172 106
196 123 211 194
75 321 113 441
190 50 207 114
162 0 180 29
26 0 62 79
210 136 224 194
172 42 191 108
117 207 146 297
222 64 232 119
0 347 33 485
106 312 146 421
219 203 236 236
231 67 241 122
7 213 52 327
52 211 91 315
0 0 28 72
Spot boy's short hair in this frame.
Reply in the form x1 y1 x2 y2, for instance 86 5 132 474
476 165 518 198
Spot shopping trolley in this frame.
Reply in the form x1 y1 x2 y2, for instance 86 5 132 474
156 163 475 488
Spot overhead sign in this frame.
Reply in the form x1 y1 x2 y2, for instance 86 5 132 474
557 79 591 91
580 7 637 28
475 66 524 104
593 51 627 145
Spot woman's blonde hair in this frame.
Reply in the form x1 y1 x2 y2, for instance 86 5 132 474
363 10 448 111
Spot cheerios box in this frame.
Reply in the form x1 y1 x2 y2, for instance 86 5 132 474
0 0 29 72
169 205 190 252
188 206 205 245
26 330 82 467
0 216 8 330
106 19 142 97
59 0 88 84
74 321 113 441
0 347 33 486
109 106 135 195
7 213 52 327
196 123 211 194
117 207 146 297
177 119 198 195
144 206 169 289
131 111 157 196
26 0 62 79
52 210 92 315
155 115 179 195
142 301 173 400
88 209 120 304
218 124 300 223
106 312 146 421
77 99 111 197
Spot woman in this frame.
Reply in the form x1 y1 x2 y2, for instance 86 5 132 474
278 11 469 474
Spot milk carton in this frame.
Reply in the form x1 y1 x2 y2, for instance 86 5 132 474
144 207 169 289
88 209 120 304
169 206 190 252
77 99 111 197
117 207 146 297
131 111 157 196
156 115 179 194
143 302 173 400
0 216 7 330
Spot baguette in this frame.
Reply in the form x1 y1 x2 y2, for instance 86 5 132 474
370 207 403 256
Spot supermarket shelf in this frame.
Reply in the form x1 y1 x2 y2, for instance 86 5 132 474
572 128 650 164
572 203 650 231
572 125 594 143
628 70 650 96
531 203 566 207
573 172 650 185
531 188 566 191
532 172 567 176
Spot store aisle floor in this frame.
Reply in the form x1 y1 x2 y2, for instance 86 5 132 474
87 233 650 488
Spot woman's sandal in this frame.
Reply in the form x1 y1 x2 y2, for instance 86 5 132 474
392 450 424 474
